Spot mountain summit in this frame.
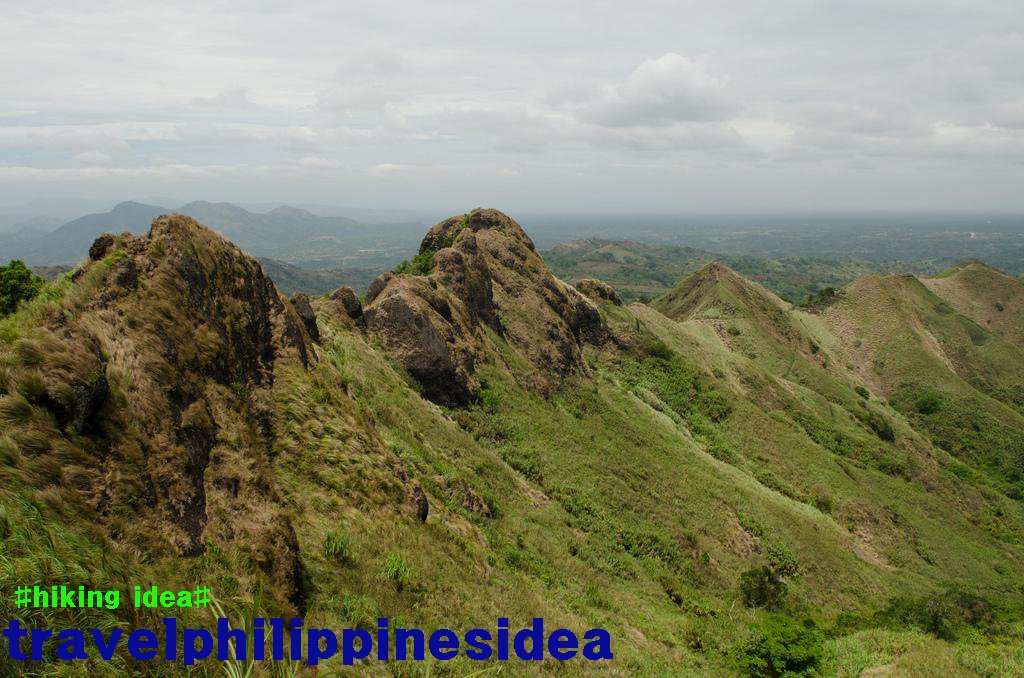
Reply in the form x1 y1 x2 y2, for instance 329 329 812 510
362 209 602 404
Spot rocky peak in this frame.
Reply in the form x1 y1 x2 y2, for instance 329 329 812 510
9 214 312 610
363 209 602 405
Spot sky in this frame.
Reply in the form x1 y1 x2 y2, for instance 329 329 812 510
1 0 1022 213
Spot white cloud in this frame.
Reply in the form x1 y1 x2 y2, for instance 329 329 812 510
567 54 735 127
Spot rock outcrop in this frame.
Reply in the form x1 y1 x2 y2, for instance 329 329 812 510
576 278 623 306
363 209 603 404
7 215 312 610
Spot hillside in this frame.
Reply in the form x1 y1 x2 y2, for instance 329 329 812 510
2 210 1024 675
923 261 1024 347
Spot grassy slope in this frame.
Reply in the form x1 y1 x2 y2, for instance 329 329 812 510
821 274 1024 495
923 261 1024 347
4 237 1024 675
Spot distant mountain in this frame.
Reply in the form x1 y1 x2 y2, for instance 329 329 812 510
0 214 62 235
0 200 369 267
1 201 167 265
178 201 360 253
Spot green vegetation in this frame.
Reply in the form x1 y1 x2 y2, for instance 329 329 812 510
323 530 356 565
5 212 1024 675
543 239 937 303
392 249 436 275
0 260 44 316
740 566 788 610
739 614 824 677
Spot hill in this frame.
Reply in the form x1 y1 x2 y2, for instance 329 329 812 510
923 260 1024 346
2 211 1024 675
543 238 937 303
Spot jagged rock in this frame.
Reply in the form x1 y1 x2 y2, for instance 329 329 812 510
365 272 394 305
364 275 480 406
364 209 601 404
559 281 606 344
330 286 364 322
412 484 429 523
88 233 115 261
452 478 493 518
290 293 320 343
576 278 622 305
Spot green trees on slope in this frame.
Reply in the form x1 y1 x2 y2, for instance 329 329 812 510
0 260 44 316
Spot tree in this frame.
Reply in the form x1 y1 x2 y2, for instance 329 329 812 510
739 614 824 677
0 260 44 316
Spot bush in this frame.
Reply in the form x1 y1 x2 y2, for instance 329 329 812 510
854 386 870 400
0 260 44 316
914 391 944 415
380 553 412 591
618 527 683 570
766 543 800 577
862 410 895 442
740 566 787 610
393 250 436 276
879 589 997 641
642 337 674 361
738 614 824 677
323 531 355 565
810 484 833 513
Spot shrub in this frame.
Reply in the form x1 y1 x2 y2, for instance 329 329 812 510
766 543 800 577
618 527 683 570
738 614 823 677
380 553 412 591
810 484 833 513
879 589 997 641
854 386 870 400
0 260 44 316
392 250 436 276
862 410 895 442
323 531 355 565
914 391 944 415
740 566 787 610
642 337 674 361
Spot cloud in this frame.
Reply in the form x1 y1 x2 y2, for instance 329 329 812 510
565 54 735 127
1 1 1022 210
188 89 255 110
72 151 113 164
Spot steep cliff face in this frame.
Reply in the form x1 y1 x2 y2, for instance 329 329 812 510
1 215 313 609
362 208 602 404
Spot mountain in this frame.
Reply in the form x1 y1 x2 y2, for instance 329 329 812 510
2 210 1024 675
0 214 62 235
1 201 365 268
1 201 166 265
819 272 1024 494
177 201 360 253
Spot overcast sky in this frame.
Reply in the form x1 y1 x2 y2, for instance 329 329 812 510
1 0 1022 213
